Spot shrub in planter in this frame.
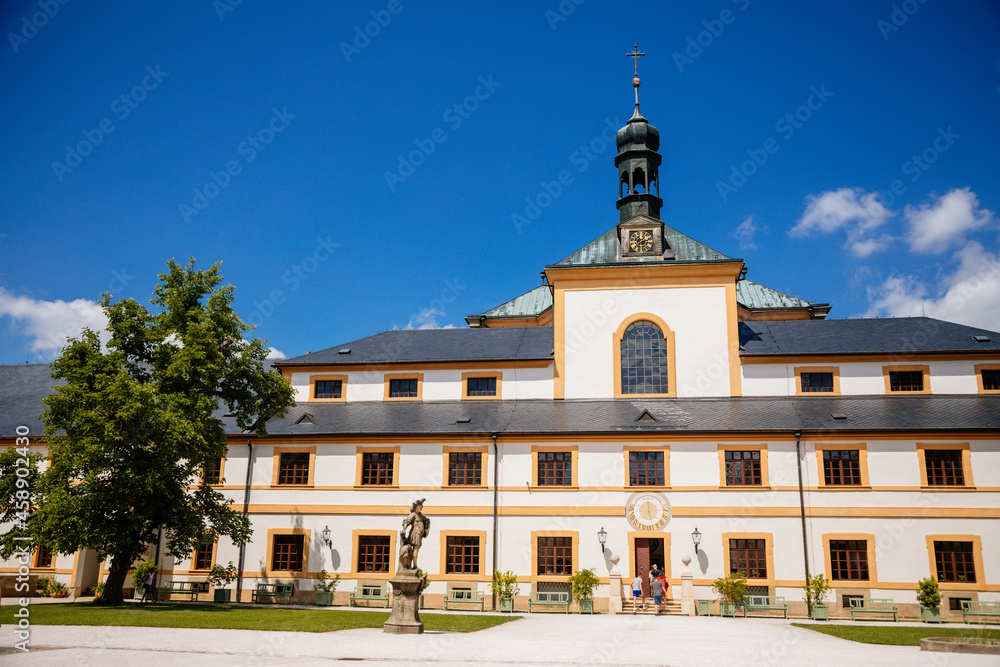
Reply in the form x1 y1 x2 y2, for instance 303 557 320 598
916 577 942 623
568 568 600 614
314 569 341 606
34 577 54 597
491 569 520 612
49 580 68 598
208 561 238 603
92 582 105 600
712 571 747 617
803 574 832 620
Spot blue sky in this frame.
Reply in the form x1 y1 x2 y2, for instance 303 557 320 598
2 0 999 363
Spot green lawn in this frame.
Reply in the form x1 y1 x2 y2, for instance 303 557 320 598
792 623 1000 646
0 603 518 633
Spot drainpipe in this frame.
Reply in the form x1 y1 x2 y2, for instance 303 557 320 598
236 440 254 603
491 431 499 611
794 430 811 590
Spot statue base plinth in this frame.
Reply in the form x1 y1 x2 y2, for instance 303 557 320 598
383 570 424 635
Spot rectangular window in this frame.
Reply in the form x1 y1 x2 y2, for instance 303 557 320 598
728 538 767 578
271 535 303 572
537 536 572 575
389 378 418 398
629 451 665 486
35 545 54 569
725 450 761 486
314 380 342 399
934 541 976 583
466 377 497 397
949 597 972 612
278 452 310 485
448 452 482 486
889 370 924 391
983 369 1000 391
829 539 869 580
925 450 965 486
445 536 480 574
823 450 861 485
357 535 391 573
203 457 223 485
194 534 215 570
800 372 834 392
361 452 394 485
537 452 572 486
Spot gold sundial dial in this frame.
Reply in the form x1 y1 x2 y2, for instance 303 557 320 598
626 491 670 531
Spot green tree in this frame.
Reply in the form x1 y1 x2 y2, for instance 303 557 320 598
0 259 294 604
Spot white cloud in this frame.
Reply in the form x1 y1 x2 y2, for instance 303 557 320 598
790 188 892 256
905 187 994 254
0 287 107 360
730 215 765 251
266 347 286 359
396 307 457 330
865 242 1000 331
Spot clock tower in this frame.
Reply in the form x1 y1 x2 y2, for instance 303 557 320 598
616 45 667 258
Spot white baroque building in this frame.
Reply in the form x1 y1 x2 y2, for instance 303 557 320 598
2 76 999 619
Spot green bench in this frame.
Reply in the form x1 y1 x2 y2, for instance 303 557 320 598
849 597 898 621
742 595 788 619
443 589 484 611
962 600 1000 624
158 581 200 601
528 591 570 613
251 583 294 604
349 585 389 608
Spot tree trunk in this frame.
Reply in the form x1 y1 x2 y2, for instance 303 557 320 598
97 556 130 605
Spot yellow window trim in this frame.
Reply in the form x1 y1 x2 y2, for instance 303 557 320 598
441 445 489 488
822 533 878 584
530 445 579 490
439 530 488 582
530 530 578 582
350 528 397 580
717 444 770 488
265 527 310 577
383 372 424 401
461 371 502 400
270 446 316 487
814 442 869 487
189 534 217 572
925 534 985 591
722 532 775 583
626 531 672 582
612 313 677 398
202 453 227 487
882 364 931 394
622 444 671 488
974 363 1000 394
309 374 347 402
794 366 841 396
915 442 974 488
355 445 401 487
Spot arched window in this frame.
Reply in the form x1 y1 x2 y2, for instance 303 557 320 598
620 320 669 394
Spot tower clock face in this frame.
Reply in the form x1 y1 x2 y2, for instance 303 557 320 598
629 230 654 252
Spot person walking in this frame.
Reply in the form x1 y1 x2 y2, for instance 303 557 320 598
630 569 645 613
651 576 664 615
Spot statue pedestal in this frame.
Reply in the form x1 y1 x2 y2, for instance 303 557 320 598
608 553 623 614
679 555 695 616
383 570 425 634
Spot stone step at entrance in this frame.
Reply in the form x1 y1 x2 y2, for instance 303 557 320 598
620 599 686 615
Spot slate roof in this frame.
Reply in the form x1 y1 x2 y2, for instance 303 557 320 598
279 327 554 366
0 364 62 436
740 317 1000 356
736 279 828 312
549 223 735 267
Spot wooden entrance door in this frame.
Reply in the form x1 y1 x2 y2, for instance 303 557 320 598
634 537 665 597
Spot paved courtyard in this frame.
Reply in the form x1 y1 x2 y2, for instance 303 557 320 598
2 612 998 666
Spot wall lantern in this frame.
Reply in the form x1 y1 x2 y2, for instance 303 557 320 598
597 526 608 553
322 525 332 548
692 527 702 554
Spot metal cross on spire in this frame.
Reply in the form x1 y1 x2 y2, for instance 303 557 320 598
626 44 645 106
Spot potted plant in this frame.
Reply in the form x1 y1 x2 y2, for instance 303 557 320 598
132 560 158 600
491 569 520 613
208 561 238 602
92 582 105 600
34 577 53 597
803 574 832 620
711 570 747 617
568 568 601 614
49 580 68 598
314 569 340 607
916 577 942 623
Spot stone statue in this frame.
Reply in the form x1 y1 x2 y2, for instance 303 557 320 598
398 498 430 571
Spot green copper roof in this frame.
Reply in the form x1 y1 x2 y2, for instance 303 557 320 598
737 279 829 315
479 284 553 318
549 222 734 267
